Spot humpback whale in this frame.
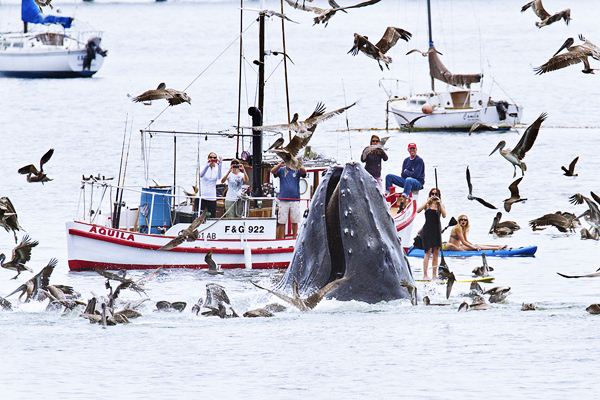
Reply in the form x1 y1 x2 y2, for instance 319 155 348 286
275 162 415 303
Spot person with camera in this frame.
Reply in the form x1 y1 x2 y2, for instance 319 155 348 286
198 152 222 218
416 188 446 280
221 159 248 218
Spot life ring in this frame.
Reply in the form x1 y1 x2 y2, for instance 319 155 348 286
299 178 308 195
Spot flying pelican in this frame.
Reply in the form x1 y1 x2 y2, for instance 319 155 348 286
348 27 412 70
158 212 206 251
535 35 600 75
242 8 299 24
521 0 571 28
5 258 58 302
503 177 527 212
284 0 381 27
569 192 600 231
0 235 38 279
466 166 497 209
389 112 428 131
18 149 54 184
529 212 578 233
561 156 579 176
0 197 21 243
489 212 520 236
489 112 547 177
132 83 191 106
96 268 161 296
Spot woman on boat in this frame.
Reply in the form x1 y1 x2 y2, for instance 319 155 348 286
416 188 446 280
446 214 507 251
361 134 388 190
221 159 248 218
199 152 222 218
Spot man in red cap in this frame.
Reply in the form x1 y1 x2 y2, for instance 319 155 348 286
385 142 425 200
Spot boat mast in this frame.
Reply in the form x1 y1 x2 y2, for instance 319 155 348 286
249 12 266 197
279 0 292 142
236 0 244 159
427 0 435 92
23 22 28 33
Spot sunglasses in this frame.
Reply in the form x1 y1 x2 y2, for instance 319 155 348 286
208 156 217 160
371 140 380 143
459 219 468 222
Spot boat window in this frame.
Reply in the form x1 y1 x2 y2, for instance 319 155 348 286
12 42 23 48
35 33 64 46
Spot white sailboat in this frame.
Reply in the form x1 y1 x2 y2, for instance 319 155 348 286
387 0 522 132
0 0 107 78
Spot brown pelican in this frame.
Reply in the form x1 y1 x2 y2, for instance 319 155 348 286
0 235 38 279
586 304 600 314
581 227 599 240
472 254 494 277
0 197 21 243
503 177 527 212
285 0 381 27
41 289 85 313
389 112 428 131
468 122 499 135
348 27 412 70
535 35 600 75
132 83 191 106
197 283 238 318
466 166 497 209
561 156 579 176
243 308 274 318
569 193 600 231
485 286 511 303
6 258 58 302
529 212 578 232
251 276 348 311
521 303 537 311
243 8 299 24
18 149 54 184
96 267 162 296
458 296 489 311
557 267 600 279
204 251 224 275
489 212 520 236
489 112 546 177
158 211 206 251
438 268 456 299
422 296 450 306
406 48 443 57
521 0 571 28
0 296 11 311
400 279 417 306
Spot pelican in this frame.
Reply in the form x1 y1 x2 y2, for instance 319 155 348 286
5 258 58 302
400 279 417 306
0 197 21 243
422 296 450 306
557 267 600 279
569 193 600 231
529 212 578 232
132 83 191 106
521 0 571 28
535 35 600 75
199 283 238 318
0 296 11 311
466 166 497 209
243 308 274 318
158 212 206 251
18 149 54 184
348 27 412 70
472 254 494 277
204 251 224 275
242 8 299 24
406 48 443 57
438 268 456 299
489 112 547 177
521 303 537 311
485 286 511 303
561 156 579 176
586 304 600 314
0 235 38 279
389 112 428 131
581 227 599 240
503 177 527 212
284 0 381 27
489 212 520 236
96 267 162 296
251 276 348 311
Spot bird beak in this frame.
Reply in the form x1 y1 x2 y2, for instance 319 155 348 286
489 142 503 156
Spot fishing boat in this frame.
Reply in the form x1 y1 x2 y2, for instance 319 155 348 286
0 0 107 78
386 0 522 132
65 9 418 272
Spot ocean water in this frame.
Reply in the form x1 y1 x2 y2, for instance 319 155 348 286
1 0 599 398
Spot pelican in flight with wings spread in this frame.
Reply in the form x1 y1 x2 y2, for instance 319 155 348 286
535 35 600 75
348 27 412 71
284 0 382 27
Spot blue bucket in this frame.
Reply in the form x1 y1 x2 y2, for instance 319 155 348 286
138 187 172 234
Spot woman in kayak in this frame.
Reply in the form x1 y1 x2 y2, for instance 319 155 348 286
445 214 507 251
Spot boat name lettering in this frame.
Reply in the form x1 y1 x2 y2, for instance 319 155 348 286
224 225 265 234
463 112 479 120
89 226 135 241
199 232 216 240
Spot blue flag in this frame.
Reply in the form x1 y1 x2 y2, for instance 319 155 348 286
21 0 73 29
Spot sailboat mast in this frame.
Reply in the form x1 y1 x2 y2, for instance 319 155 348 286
258 13 265 114
427 0 435 92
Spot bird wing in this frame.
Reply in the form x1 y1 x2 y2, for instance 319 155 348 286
37 259 57 289
96 270 127 283
374 27 412 54
12 234 38 264
158 235 186 251
590 192 600 205
308 101 356 127
283 0 322 13
390 110 409 123
302 102 327 126
508 177 524 198
557 271 600 279
156 82 166 90
465 166 473 196
304 276 348 309
39 148 54 170
187 211 207 233
567 156 579 174
529 213 569 231
18 164 39 175
513 112 546 159
534 50 588 74
267 137 285 151
240 123 294 133
473 197 498 210
335 0 381 12
132 89 171 103
531 0 551 20
205 252 218 270
251 281 305 310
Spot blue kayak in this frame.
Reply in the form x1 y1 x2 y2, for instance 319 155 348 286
406 246 537 258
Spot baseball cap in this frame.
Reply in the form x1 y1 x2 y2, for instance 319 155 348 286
407 143 417 150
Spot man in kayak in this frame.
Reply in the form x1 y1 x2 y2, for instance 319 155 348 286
385 143 425 208
445 214 507 251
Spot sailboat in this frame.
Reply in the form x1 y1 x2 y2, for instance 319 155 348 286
0 0 107 78
387 0 522 131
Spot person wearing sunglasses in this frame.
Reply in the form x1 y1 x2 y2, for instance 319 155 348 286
221 159 249 218
271 161 307 239
416 188 446 280
361 134 388 190
446 214 507 251
385 143 425 202
199 152 222 218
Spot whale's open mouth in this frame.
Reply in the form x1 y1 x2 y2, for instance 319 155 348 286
324 167 345 283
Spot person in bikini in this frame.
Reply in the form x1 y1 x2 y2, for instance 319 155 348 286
446 214 507 251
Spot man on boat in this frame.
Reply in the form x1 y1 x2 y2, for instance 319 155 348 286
385 143 425 207
271 161 307 239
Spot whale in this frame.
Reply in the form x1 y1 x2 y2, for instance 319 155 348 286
275 162 415 304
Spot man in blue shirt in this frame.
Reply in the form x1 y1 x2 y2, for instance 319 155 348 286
271 161 307 239
385 142 425 200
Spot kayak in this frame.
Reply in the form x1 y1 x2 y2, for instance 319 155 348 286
416 276 495 284
406 246 537 258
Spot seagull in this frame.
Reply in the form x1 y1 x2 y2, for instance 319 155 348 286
503 177 527 212
0 235 38 279
204 251 224 275
406 48 443 57
348 27 412 70
561 156 579 176
489 212 520 236
389 111 428 131
284 0 382 27
529 212 578 232
132 83 191 106
521 0 571 28
466 166 497 209
158 211 206 251
535 35 600 75
0 197 21 244
489 112 547 177
18 149 54 184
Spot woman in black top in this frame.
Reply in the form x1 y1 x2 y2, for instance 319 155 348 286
361 135 388 190
416 188 447 280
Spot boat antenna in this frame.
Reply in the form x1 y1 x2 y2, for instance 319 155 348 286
341 79 353 161
427 0 435 92
112 114 128 228
278 0 293 142
236 0 244 159
115 119 134 229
